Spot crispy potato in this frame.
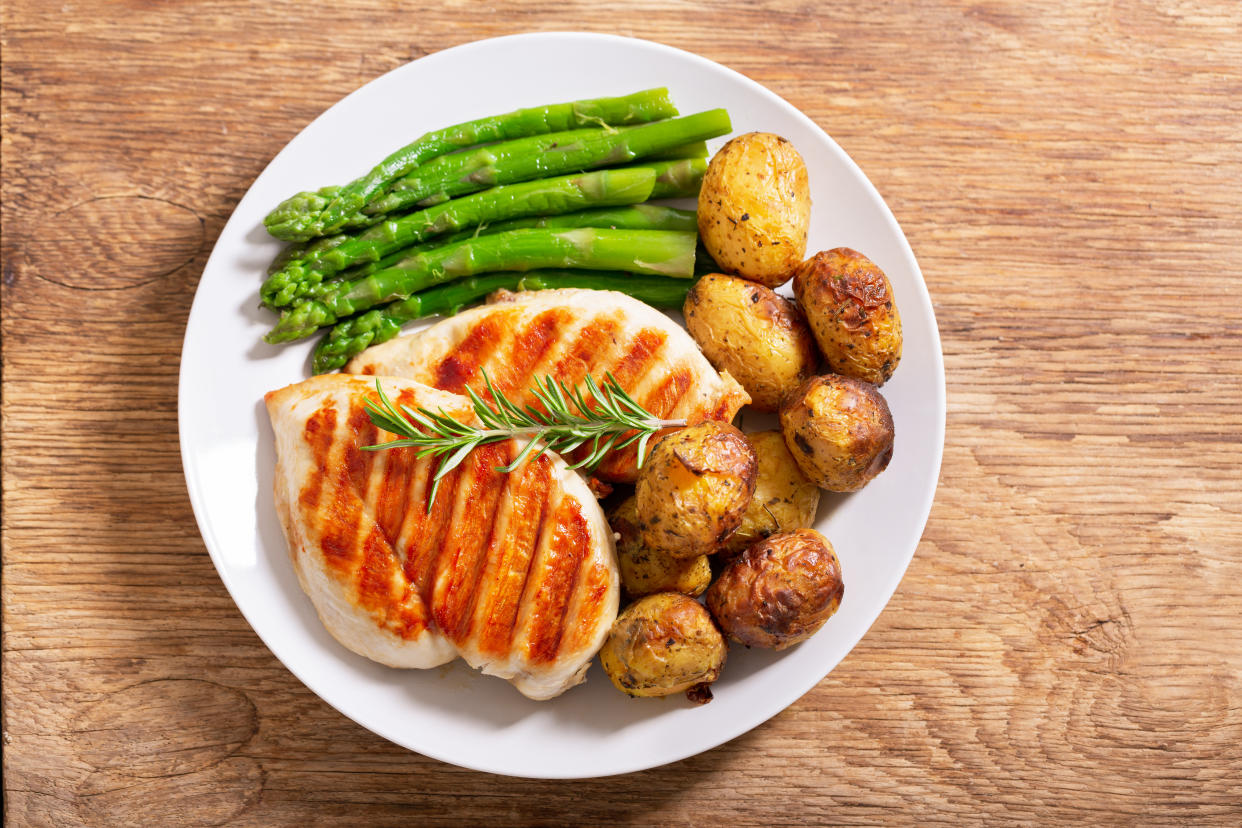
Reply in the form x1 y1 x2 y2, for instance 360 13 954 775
600 592 727 700
683 273 819 411
707 529 844 649
698 132 811 288
794 248 903 386
610 496 711 598
635 421 758 558
779 375 894 492
721 431 821 557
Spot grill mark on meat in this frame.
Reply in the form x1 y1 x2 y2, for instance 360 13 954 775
473 454 552 657
433 313 510 394
525 497 591 665
492 308 574 398
344 402 378 498
609 327 668 391
548 316 621 397
639 362 694 419
559 558 614 659
298 404 337 516
433 443 509 641
408 462 465 601
374 389 428 546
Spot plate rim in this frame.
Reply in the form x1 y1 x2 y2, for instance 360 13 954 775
178 30 946 778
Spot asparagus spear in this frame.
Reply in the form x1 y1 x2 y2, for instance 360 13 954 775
369 110 730 216
266 89 679 238
315 201 699 302
262 166 658 308
265 154 707 308
265 227 697 342
311 271 692 373
266 109 731 241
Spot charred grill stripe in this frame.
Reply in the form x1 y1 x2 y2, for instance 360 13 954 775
525 495 592 665
409 462 465 604
432 443 509 642
638 362 695 419
559 558 613 659
474 451 552 657
609 327 667 392
491 308 574 399
548 316 622 394
433 313 510 394
298 404 337 516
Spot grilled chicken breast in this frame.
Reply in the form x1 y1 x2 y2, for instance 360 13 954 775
345 288 751 482
265 373 619 700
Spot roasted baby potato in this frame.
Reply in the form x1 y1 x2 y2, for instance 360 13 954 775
683 273 819 411
779 375 894 492
706 528 844 649
697 132 811 288
610 496 712 598
794 248 903 386
721 430 821 557
636 421 758 558
600 592 727 700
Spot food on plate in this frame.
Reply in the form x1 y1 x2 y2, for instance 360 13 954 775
344 288 751 482
265 373 619 700
264 165 706 311
682 272 818 411
265 227 700 342
600 592 727 700
720 430 821 557
707 528 844 649
313 270 695 374
264 166 672 308
697 132 811 288
635 421 758 558
794 248 903 386
265 88 681 241
265 94 717 242
611 496 712 598
779 374 894 492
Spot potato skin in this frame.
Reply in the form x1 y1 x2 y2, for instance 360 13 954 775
600 593 727 698
706 529 844 650
683 274 819 411
698 133 811 288
779 375 894 492
721 431 821 557
794 248 903 386
610 497 711 598
636 422 758 558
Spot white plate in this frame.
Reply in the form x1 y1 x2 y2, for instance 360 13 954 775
179 32 945 778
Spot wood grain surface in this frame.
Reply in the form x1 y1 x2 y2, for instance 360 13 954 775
3 1 1240 825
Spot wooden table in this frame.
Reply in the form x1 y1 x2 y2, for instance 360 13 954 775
4 2 1240 824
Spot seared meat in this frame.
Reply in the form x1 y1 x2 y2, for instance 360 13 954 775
345 288 750 482
265 373 619 700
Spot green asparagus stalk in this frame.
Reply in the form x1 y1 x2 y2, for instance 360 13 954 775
311 271 692 373
266 89 679 239
262 166 659 308
265 110 729 241
265 227 697 342
367 110 730 218
317 201 699 299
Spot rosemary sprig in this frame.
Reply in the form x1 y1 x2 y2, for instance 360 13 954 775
362 372 685 509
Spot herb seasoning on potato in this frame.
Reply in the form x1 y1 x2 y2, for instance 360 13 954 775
600 592 727 701
697 132 811 288
779 374 894 492
610 496 712 598
683 273 819 411
720 430 821 557
794 248 903 386
635 421 758 558
707 528 844 650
